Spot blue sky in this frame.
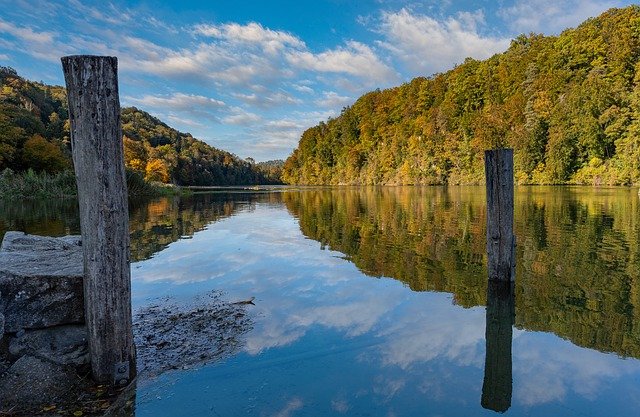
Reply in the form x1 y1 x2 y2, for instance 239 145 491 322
0 0 635 161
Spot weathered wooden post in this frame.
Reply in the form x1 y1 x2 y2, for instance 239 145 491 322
61 56 135 385
485 149 515 281
482 148 515 411
481 281 515 412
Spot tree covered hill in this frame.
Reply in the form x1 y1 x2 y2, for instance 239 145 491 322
254 159 284 184
0 67 279 186
120 108 277 185
282 6 640 186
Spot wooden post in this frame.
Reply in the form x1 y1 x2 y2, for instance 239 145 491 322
61 56 135 385
485 149 515 281
481 280 515 412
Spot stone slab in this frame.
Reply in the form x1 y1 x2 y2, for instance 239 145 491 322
0 232 84 332
9 325 89 366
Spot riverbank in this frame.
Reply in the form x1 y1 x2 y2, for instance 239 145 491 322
0 169 189 200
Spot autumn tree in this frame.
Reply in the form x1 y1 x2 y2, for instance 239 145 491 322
21 134 68 173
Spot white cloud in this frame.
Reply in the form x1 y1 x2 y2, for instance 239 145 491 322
123 93 227 129
232 90 301 108
127 92 225 111
498 0 625 34
266 120 302 130
0 19 55 44
228 119 309 159
291 83 314 94
0 19 69 62
194 22 305 54
132 42 242 83
122 36 171 62
222 108 262 126
286 40 397 83
376 8 510 76
166 114 203 128
315 91 353 108
67 0 133 26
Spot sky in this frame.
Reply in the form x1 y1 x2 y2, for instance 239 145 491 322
0 0 636 161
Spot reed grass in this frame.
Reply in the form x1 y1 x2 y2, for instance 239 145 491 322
0 168 185 199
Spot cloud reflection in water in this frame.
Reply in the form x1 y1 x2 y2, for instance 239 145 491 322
132 203 640 415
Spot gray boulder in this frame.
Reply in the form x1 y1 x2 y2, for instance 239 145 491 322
0 354 80 408
0 232 84 332
9 325 89 366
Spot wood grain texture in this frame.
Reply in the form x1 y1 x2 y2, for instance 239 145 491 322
61 56 135 384
484 149 515 281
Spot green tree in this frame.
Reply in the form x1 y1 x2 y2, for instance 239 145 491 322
21 134 68 173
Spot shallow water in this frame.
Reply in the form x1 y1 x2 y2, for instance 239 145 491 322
3 186 640 416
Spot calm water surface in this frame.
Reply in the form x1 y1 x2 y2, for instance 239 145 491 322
2 186 640 416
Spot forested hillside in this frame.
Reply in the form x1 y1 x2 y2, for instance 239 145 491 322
0 67 69 173
120 108 277 185
254 159 284 184
283 6 640 185
0 67 278 186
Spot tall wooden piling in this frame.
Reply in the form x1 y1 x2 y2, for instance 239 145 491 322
485 149 515 281
61 56 135 384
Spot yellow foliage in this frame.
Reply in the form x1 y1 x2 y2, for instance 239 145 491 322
145 159 170 183
123 136 148 171
127 158 146 172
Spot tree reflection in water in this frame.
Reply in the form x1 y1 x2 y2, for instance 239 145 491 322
482 279 515 413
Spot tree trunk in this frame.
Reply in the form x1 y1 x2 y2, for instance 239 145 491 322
61 55 135 385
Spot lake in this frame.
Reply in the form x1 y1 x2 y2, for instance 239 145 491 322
2 186 640 416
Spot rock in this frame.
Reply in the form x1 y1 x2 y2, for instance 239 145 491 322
0 231 81 254
134 290 253 377
0 232 84 332
0 355 80 408
9 325 89 366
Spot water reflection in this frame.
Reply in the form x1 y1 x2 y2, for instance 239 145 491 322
0 198 80 238
128 198 640 416
0 192 280 262
283 186 640 360
3 187 640 416
128 194 256 261
3 188 639 360
482 280 515 412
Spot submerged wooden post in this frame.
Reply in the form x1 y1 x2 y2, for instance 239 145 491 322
481 281 515 412
485 149 515 281
62 56 135 384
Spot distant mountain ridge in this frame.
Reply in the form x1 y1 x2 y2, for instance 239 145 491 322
0 67 279 185
282 6 640 186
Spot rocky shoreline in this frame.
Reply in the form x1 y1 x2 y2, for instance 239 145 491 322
0 232 254 416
